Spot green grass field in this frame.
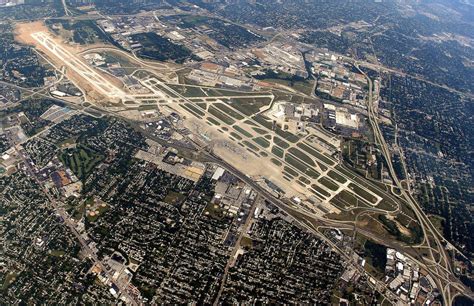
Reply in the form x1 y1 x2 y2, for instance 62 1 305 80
271 158 282 166
214 103 245 120
208 106 236 125
253 137 271 148
318 177 339 191
60 145 105 180
86 204 110 223
207 117 221 126
297 143 335 166
242 140 259 152
2 272 18 291
49 250 66 257
164 191 186 205
348 183 379 205
233 125 253 138
273 136 290 149
224 97 272 116
168 85 208 97
230 132 243 140
271 146 285 158
330 190 361 210
183 103 205 117
311 185 331 198
288 147 316 166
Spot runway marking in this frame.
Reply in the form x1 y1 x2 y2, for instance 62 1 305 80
32 32 134 102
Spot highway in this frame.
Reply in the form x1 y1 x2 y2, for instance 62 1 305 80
356 63 471 305
61 0 71 17
13 66 471 302
7 24 471 303
35 65 447 303
5 52 471 302
213 194 261 305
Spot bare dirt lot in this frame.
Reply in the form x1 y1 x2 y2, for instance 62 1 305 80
15 21 49 45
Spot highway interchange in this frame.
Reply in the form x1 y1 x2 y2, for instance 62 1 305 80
357 64 470 305
4 23 471 305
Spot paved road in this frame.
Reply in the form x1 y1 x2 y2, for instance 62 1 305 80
3 44 470 302
12 144 139 305
61 0 70 17
213 194 261 305
356 64 472 305
11 77 443 303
